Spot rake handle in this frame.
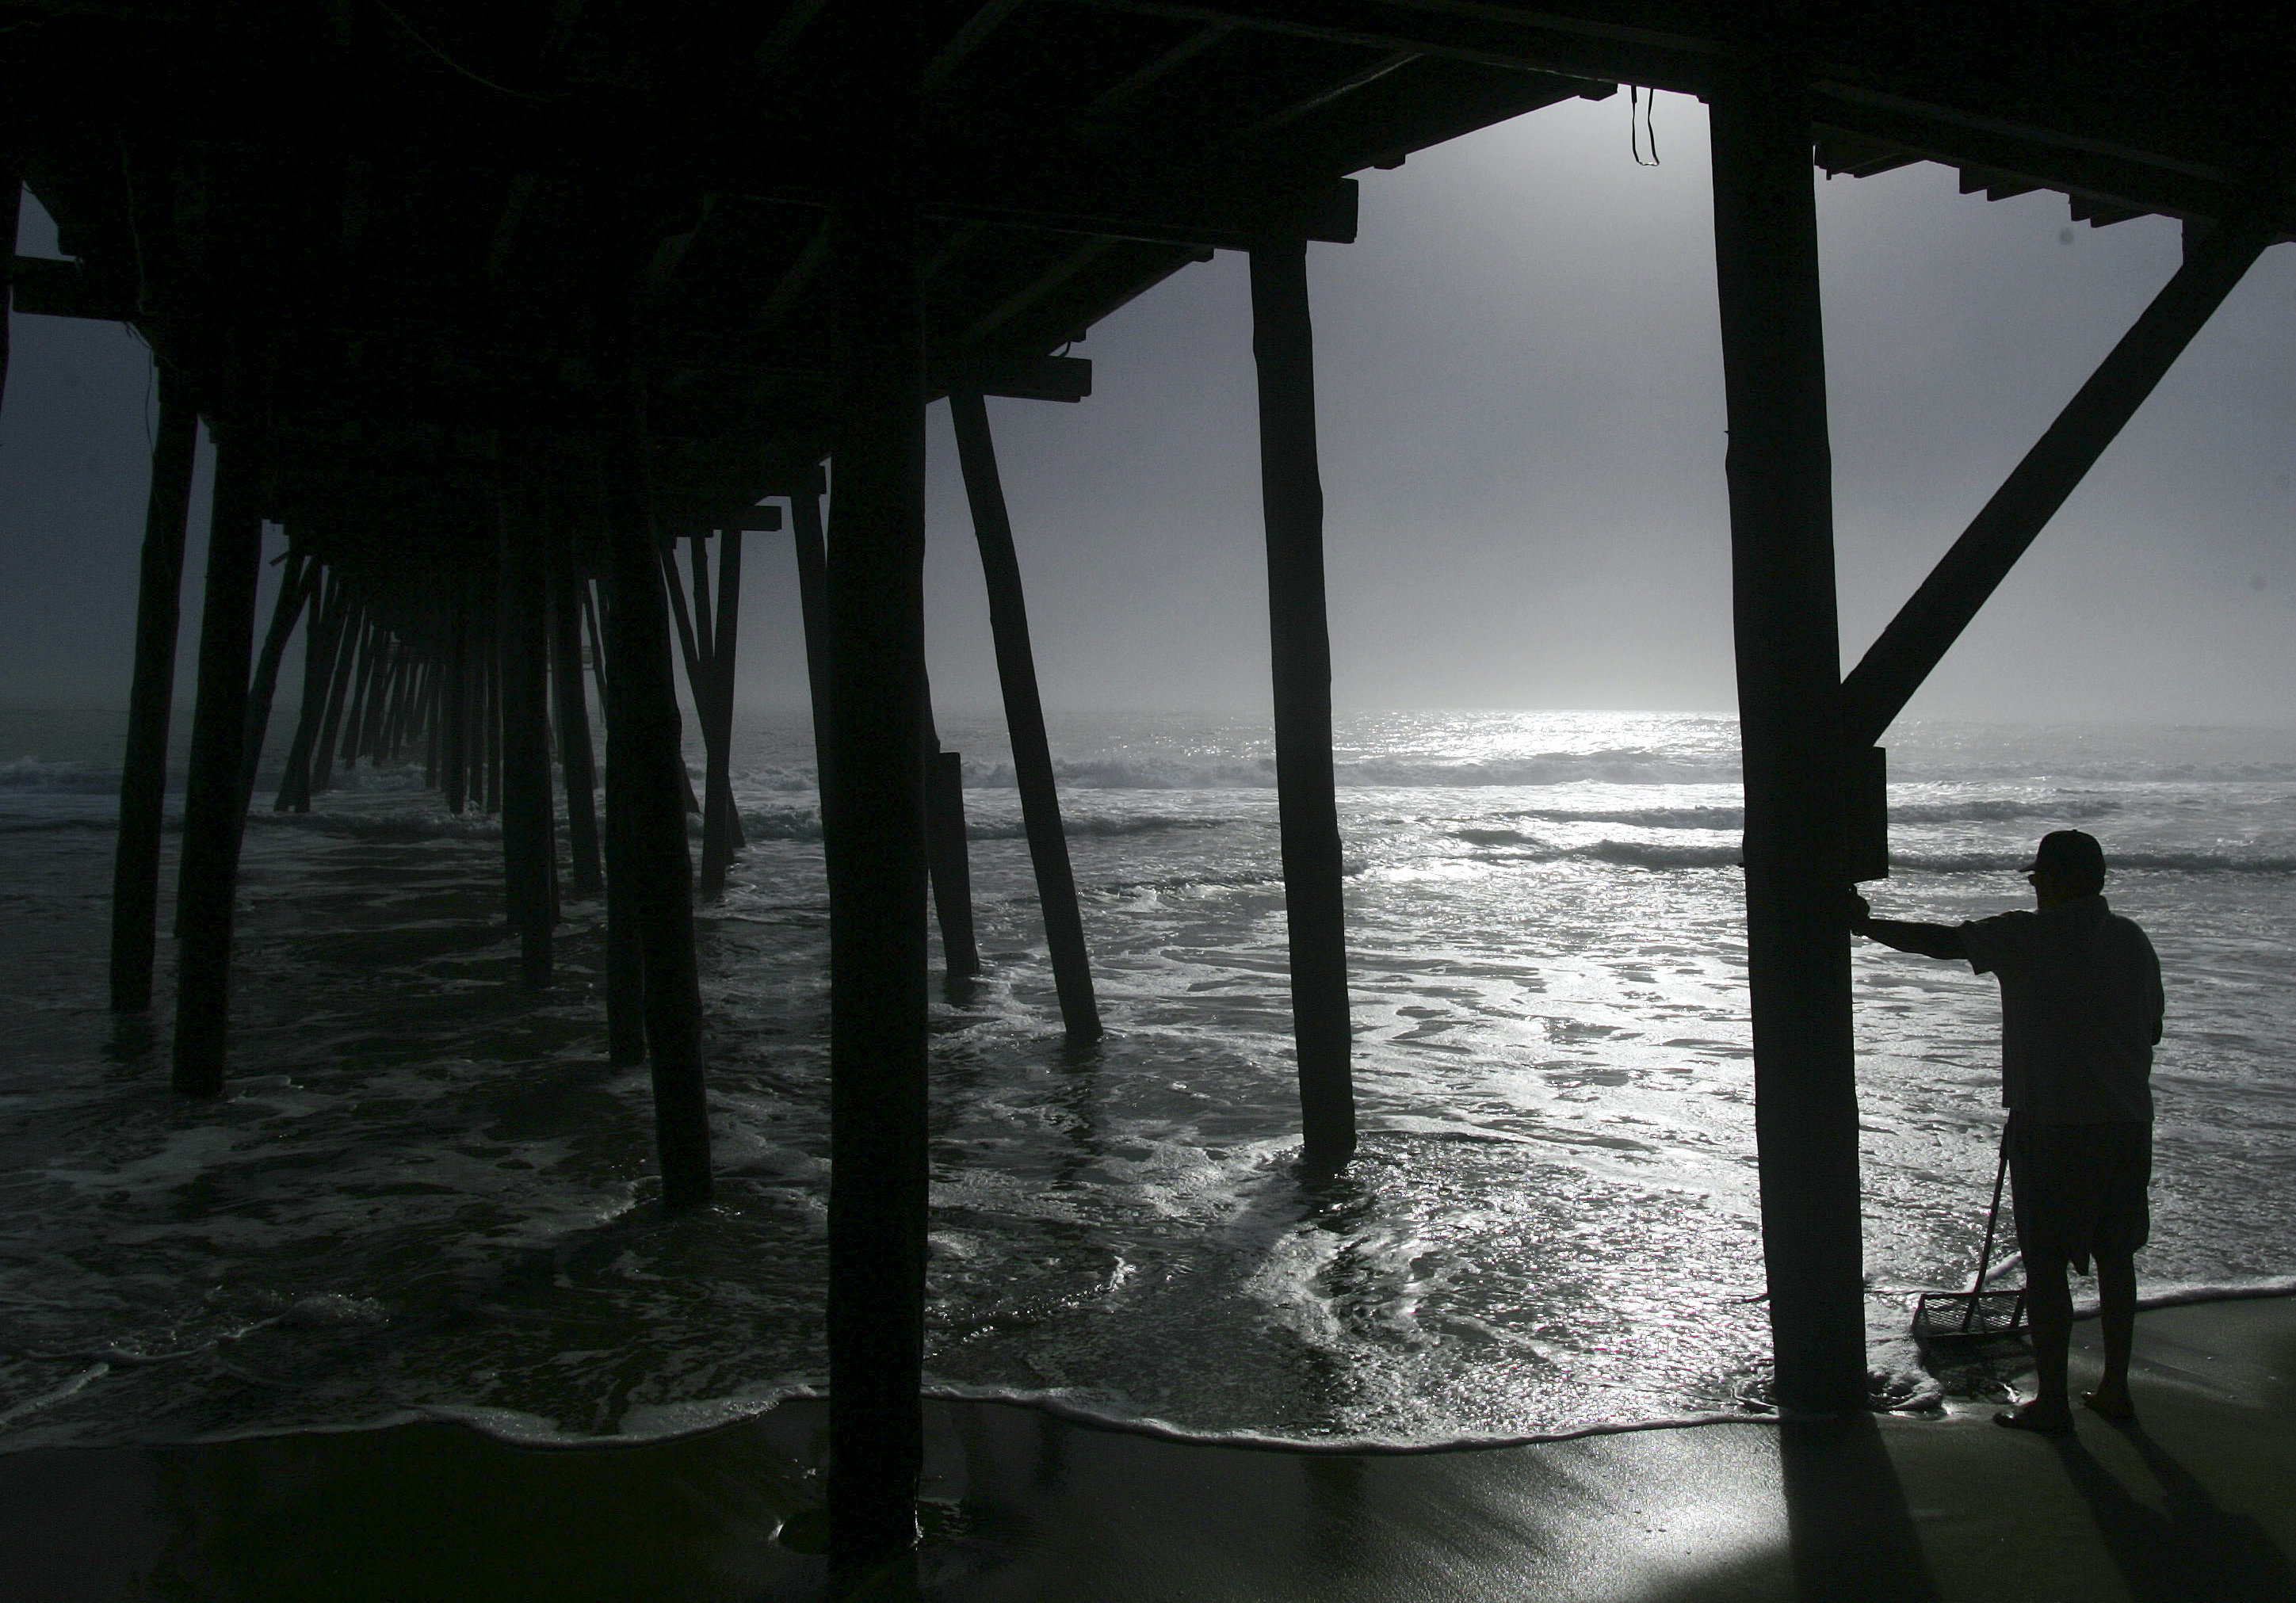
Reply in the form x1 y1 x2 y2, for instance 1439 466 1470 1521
1962 1115 2014 1333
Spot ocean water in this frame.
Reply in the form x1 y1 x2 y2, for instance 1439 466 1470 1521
3 707 2294 1453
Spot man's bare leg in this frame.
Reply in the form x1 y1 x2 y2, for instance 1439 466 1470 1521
2000 1253 2075 1432
2084 1252 2138 1419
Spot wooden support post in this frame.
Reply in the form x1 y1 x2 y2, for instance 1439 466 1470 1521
500 485 560 988
171 417 266 1095
357 631 396 769
596 208 712 1208
311 605 362 795
583 579 610 705
824 19 932 1569
424 651 441 790
698 529 746 899
482 635 502 815
663 538 706 698
443 601 469 812
590 576 646 1064
239 551 314 811
714 532 746 854
1839 212 2275 749
949 391 1100 1040
688 532 716 678
1709 58 1866 1416
1247 239 1354 1174
659 540 710 819
0 170 18 418
276 570 346 813
924 746 980 977
791 484 836 806
382 648 416 763
109 364 200 1011
341 614 382 772
552 559 606 897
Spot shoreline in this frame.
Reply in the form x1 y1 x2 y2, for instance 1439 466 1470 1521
8 1277 2290 1465
6 1293 2290 1601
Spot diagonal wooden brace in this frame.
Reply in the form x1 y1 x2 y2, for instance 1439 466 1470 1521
1839 212 2276 750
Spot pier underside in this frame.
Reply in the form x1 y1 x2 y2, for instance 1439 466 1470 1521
4 0 2288 1577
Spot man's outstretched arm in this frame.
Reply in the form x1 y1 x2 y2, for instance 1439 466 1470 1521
1847 894 1967 960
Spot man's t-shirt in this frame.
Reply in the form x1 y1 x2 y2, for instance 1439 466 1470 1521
1958 894 2163 1125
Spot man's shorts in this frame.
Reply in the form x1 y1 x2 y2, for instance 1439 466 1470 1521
2008 1119 2152 1275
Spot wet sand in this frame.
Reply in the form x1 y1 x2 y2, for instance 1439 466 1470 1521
5 1295 2290 1602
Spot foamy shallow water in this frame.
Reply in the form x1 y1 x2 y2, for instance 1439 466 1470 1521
3 710 2294 1452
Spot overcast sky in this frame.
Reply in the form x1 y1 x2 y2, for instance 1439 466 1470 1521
3 91 2293 728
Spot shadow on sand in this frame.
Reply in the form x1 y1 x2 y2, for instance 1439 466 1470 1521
1778 1414 1942 1602
2052 1422 2296 1602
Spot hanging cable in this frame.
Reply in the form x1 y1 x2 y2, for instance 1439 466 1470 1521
1630 86 1661 167
370 0 553 102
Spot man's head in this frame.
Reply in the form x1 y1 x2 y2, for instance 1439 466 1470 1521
2025 829 2106 906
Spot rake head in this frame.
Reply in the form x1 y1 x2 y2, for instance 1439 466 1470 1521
1912 1288 2027 1342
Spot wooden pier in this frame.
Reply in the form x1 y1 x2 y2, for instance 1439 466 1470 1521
3 0 2286 1582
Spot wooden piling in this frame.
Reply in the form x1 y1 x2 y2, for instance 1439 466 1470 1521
1247 239 1354 1174
659 541 713 828
790 483 836 808
311 604 363 795
276 571 347 813
499 484 560 988
380 645 416 764
925 747 980 978
590 575 646 1064
341 612 382 772
423 650 441 790
0 169 18 418
355 628 395 769
482 635 502 815
949 391 1100 1040
552 559 605 897
443 601 469 812
1708 58 1868 1416
108 364 201 1011
171 416 266 1095
238 550 314 811
698 529 745 899
714 531 746 857
595 205 712 1207
823 14 933 1564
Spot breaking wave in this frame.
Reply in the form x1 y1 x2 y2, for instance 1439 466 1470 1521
1890 849 2296 875
0 758 124 794
951 750 1739 791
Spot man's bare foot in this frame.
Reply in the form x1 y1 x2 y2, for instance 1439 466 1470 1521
2081 1386 2136 1422
1993 1402 2075 1435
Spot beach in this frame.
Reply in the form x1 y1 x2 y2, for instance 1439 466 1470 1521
5 1294 2290 1601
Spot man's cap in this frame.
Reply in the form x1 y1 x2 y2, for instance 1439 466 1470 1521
2023 829 2107 879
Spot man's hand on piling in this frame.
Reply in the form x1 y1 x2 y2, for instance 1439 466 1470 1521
1847 896 1968 961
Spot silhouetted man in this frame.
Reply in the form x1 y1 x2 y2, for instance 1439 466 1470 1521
1850 829 2164 1434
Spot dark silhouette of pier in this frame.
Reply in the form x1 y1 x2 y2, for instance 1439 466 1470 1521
6 1 2288 1584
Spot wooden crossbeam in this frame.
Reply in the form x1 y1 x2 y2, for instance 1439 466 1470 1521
1810 89 2250 230
927 174 1359 248
10 254 126 319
